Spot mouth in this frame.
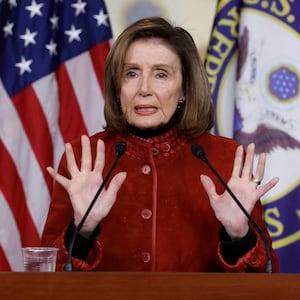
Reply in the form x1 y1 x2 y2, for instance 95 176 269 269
134 105 158 115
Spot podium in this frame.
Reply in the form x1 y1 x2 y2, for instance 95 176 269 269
0 272 299 299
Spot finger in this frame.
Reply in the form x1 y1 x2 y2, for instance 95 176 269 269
46 166 70 189
253 152 266 183
107 172 127 195
200 174 217 200
100 172 127 216
241 143 255 180
257 177 279 198
46 166 56 178
65 142 78 174
231 145 244 178
80 135 92 171
93 139 105 175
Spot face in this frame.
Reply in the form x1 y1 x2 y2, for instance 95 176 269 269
120 38 184 130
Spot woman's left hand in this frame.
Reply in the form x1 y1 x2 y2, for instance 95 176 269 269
200 143 279 240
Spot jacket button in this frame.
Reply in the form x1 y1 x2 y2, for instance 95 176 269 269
141 165 151 175
151 148 159 155
141 252 151 263
161 142 170 153
250 256 259 265
141 209 152 220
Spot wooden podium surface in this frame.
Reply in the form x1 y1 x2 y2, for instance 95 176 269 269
0 272 299 300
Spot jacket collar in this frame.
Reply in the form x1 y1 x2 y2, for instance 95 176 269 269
122 127 187 160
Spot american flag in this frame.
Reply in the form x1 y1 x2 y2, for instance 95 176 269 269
0 0 112 271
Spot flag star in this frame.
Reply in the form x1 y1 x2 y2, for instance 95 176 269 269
93 9 109 27
45 40 58 56
19 28 38 47
8 0 17 8
15 56 33 75
26 0 44 18
3 21 14 37
71 0 87 16
65 24 82 42
50 14 59 30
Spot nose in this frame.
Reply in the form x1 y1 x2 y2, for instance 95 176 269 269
139 75 151 96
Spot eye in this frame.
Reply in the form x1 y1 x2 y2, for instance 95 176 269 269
155 72 167 79
125 70 137 78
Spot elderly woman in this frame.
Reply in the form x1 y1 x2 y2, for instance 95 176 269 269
41 17 279 272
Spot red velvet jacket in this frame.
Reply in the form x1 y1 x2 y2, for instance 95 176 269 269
41 128 279 272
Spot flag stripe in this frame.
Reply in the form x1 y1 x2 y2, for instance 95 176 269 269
32 74 65 169
0 246 11 271
0 141 40 244
66 50 106 135
0 81 51 234
12 86 53 192
56 63 88 142
0 191 24 271
89 41 111 93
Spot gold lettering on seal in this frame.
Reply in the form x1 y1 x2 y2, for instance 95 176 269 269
264 207 300 250
206 5 239 92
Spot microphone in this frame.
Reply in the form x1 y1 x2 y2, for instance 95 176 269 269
65 141 127 272
191 143 273 273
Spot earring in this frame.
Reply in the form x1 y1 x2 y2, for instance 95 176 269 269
177 97 185 110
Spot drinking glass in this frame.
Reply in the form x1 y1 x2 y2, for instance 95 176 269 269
22 247 58 272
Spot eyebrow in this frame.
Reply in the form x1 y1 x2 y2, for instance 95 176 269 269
123 62 175 70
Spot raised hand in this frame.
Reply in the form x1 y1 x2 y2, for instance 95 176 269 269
47 135 127 236
200 143 279 240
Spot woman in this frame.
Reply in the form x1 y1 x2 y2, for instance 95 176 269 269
41 17 279 272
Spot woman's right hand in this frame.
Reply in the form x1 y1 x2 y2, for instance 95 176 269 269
46 135 127 237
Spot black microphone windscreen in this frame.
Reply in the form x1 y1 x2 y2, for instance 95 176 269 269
191 144 206 161
116 141 127 158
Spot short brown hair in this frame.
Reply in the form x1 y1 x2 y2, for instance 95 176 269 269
104 17 214 139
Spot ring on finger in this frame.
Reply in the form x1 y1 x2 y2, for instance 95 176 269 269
252 178 261 185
